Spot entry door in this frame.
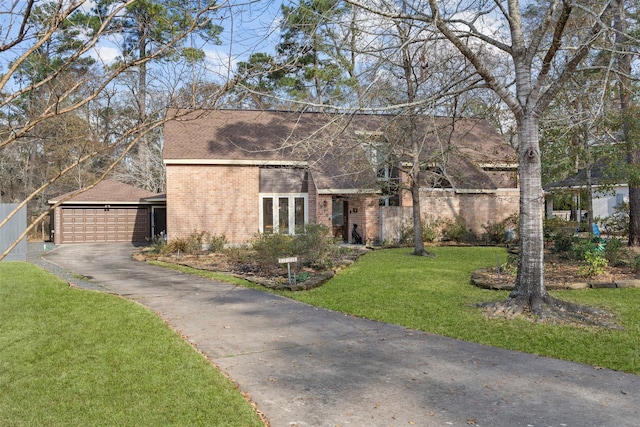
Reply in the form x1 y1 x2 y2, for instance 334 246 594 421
332 197 349 242
152 207 166 238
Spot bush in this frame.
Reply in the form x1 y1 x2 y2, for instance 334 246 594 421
223 245 252 264
251 233 294 273
579 250 608 277
422 218 439 243
481 215 518 245
442 217 469 242
631 255 640 274
148 234 167 254
604 237 627 266
166 231 208 254
543 216 577 239
207 234 227 252
499 253 518 275
550 229 579 257
570 238 596 261
292 223 332 268
481 220 507 244
599 202 629 236
398 218 441 246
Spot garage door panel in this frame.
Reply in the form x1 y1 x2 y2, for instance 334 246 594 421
59 207 149 243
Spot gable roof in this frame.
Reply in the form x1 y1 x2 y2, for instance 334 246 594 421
163 109 517 192
49 180 161 204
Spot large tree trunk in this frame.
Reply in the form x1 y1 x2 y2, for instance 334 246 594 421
510 114 547 311
629 187 640 246
410 172 426 256
615 0 639 246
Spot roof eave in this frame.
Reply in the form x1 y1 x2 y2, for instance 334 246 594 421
164 159 308 167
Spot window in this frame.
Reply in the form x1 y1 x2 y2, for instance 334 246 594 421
260 194 307 234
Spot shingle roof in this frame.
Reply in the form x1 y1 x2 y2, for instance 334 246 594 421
163 109 517 192
545 162 614 190
49 180 160 204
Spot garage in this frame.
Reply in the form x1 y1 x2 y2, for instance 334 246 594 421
58 206 150 243
50 180 165 244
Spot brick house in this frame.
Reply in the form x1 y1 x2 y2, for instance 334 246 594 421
163 109 519 244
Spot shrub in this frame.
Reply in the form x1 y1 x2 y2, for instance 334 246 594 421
207 234 227 252
292 223 332 268
398 218 441 245
499 253 518 275
481 220 507 244
480 214 519 245
550 229 579 257
599 202 629 236
398 223 415 246
604 237 627 266
421 218 439 243
166 231 208 254
442 217 468 242
579 250 608 277
543 216 576 239
148 234 167 254
570 238 596 261
251 233 294 273
223 245 252 264
631 255 640 274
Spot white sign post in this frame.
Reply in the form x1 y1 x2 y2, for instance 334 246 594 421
278 256 298 286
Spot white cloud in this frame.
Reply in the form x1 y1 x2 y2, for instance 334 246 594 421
90 45 120 65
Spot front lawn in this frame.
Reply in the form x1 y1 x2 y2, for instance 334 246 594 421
290 246 640 374
156 246 640 375
0 262 264 427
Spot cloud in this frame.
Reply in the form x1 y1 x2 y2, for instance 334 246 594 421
90 45 120 65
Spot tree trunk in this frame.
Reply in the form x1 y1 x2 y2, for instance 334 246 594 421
510 114 547 311
411 172 426 256
615 0 639 246
629 186 640 246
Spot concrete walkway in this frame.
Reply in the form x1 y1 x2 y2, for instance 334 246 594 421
40 243 639 427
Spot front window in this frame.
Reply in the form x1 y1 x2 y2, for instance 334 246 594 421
260 194 307 234
262 198 274 233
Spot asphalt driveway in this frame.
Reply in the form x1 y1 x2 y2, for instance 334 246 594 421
40 243 640 427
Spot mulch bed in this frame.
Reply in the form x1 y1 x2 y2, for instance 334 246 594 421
137 249 366 291
472 253 640 290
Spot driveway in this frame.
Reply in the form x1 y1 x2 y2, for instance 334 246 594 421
41 243 639 427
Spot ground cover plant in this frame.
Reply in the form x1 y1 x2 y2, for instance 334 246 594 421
154 246 640 375
0 262 264 427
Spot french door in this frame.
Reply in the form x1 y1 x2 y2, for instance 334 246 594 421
260 194 307 234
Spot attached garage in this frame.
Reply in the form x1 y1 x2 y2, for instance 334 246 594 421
50 180 165 245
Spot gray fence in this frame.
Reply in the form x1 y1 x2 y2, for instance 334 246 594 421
379 206 413 243
0 203 27 261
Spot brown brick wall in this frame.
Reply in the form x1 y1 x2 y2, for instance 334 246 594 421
381 190 519 242
419 189 519 232
166 164 260 244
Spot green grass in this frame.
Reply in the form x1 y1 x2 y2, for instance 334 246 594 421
0 262 264 427
155 246 640 375
290 246 640 374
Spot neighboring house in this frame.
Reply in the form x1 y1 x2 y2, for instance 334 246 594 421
545 162 628 222
49 180 166 244
163 109 520 245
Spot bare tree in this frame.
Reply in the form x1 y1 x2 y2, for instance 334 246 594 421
426 0 620 319
345 0 620 320
0 0 228 260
